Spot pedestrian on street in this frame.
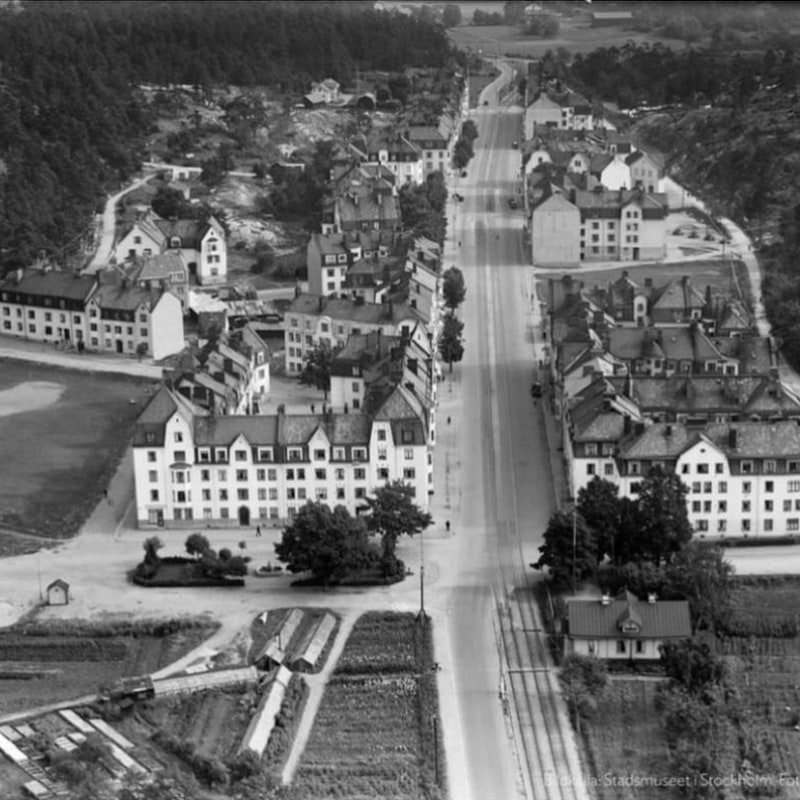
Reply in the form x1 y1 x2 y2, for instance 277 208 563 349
445 520 450 532
447 416 451 425
311 404 315 414
256 525 262 537
103 488 109 504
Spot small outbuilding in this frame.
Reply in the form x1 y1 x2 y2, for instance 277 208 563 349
46 579 70 606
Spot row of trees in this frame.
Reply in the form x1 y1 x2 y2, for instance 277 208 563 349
439 266 466 373
140 533 248 580
399 170 449 245
453 120 479 171
275 481 432 584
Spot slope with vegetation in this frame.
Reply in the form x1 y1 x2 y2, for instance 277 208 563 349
0 0 457 273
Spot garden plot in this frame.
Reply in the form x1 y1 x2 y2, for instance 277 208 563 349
289 612 443 800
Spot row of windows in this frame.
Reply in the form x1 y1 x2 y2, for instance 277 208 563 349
693 498 800 514
694 518 800 534
682 460 800 475
166 463 417 484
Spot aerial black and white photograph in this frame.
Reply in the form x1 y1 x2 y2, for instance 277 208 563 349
0 0 800 798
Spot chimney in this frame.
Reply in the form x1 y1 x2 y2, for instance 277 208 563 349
729 427 738 449
600 595 610 606
647 593 657 604
623 416 632 435
15 267 23 284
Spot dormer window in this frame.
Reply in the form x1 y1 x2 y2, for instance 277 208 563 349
257 448 272 462
170 237 181 248
215 448 228 462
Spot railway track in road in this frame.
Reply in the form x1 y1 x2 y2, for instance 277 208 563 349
477 227 589 800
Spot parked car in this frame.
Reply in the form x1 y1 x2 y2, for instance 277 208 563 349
512 140 519 149
530 382 542 398
461 170 468 177
453 192 464 202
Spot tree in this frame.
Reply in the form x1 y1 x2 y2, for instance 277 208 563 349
142 536 163 567
661 640 726 697
151 186 187 220
576 477 620 564
664 542 732 633
559 654 608 724
365 480 433 571
299 341 333 400
442 266 466 311
274 501 378 586
636 466 693 565
438 313 464 373
442 4 461 28
185 532 211 559
533 509 597 590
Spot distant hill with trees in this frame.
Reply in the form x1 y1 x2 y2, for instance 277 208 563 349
0 0 456 272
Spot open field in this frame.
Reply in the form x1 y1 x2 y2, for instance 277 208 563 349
447 16 689 59
0 359 157 546
0 617 218 714
580 577 800 800
290 611 443 800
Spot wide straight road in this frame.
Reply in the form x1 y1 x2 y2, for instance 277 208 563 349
438 89 590 798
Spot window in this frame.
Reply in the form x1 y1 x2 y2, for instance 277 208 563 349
269 488 278 500
316 488 328 500
298 488 307 500
585 443 598 456
202 489 211 501
704 482 712 493
335 468 345 480
741 460 753 474
378 467 389 480
198 449 210 463
587 464 596 476
333 447 345 461
219 489 228 501
715 463 724 474
221 508 229 519
616 640 626 654
604 463 614 476
201 469 210 481
256 469 266 481
354 468 366 480
681 464 690 474
718 520 727 533
718 481 727 493
237 489 249 501
216 448 228 462
236 470 248 481
403 468 415 479
630 482 640 494
173 451 186 463
692 501 701 513
742 519 750 532
742 501 751 513
696 520 709 531
235 450 247 462
697 463 709 474
150 490 159 502
218 469 227 482
258 488 267 500
268 469 277 481
790 481 800 493
148 470 158 482
766 481 774 493
743 481 752 494
704 501 712 513
789 461 800 473
692 483 701 493
288 448 303 461
765 460 776 473
377 429 387 441
353 448 367 461
789 519 800 532
314 448 326 460
315 469 326 480
785 500 792 512
765 519 774 532
629 461 640 475
718 501 727 513
404 448 414 460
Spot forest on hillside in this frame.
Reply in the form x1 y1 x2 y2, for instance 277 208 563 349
0 0 456 272
565 39 800 369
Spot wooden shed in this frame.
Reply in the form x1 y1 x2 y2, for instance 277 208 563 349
46 579 70 606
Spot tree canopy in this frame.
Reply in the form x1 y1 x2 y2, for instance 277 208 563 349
438 314 465 373
442 266 466 311
299 341 334 400
533 509 596 590
274 501 378 586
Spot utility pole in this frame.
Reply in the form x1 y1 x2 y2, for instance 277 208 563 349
431 714 440 785
417 529 427 624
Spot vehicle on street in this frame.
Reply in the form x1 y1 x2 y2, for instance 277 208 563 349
512 140 518 149
530 381 542 398
454 192 464 202
508 197 518 209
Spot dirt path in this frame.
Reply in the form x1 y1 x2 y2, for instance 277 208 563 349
280 609 360 785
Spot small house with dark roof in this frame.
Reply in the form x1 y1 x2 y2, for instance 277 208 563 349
46 579 70 606
565 591 690 660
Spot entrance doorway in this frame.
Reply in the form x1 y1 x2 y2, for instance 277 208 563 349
238 506 250 526
116 340 123 353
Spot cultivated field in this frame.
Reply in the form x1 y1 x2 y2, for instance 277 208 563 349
0 617 218 714
0 359 157 548
290 612 443 800
582 577 800 800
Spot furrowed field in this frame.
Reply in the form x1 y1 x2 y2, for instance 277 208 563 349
290 612 444 800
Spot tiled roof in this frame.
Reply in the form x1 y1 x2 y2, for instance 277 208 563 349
287 294 416 325
91 283 165 312
651 279 706 312
0 267 97 302
620 419 800 460
136 253 187 281
529 92 561 110
567 592 691 639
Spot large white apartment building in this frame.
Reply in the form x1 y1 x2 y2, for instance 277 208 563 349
132 385 431 528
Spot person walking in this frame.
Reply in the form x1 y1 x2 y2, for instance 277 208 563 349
255 525 262 537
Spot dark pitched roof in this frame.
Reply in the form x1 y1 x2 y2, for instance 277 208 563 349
0 267 97 302
567 591 691 639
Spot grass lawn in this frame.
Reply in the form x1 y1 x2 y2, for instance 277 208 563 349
0 359 156 543
290 612 442 800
